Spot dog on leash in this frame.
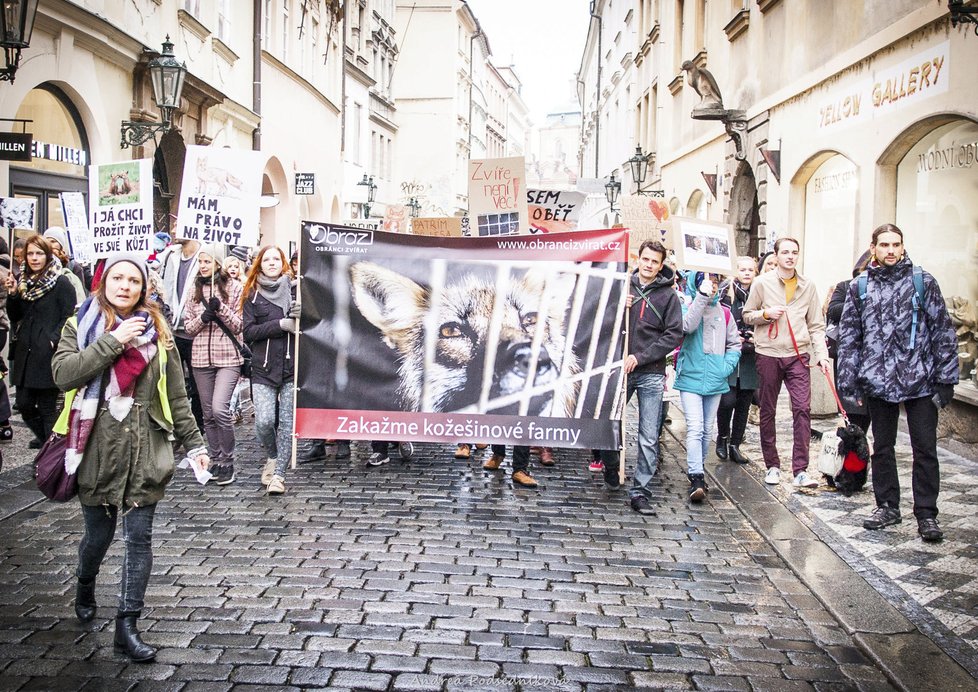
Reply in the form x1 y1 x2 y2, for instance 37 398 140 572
823 423 870 496
349 262 580 416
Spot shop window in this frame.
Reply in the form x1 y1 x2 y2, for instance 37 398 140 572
896 119 978 386
802 154 858 300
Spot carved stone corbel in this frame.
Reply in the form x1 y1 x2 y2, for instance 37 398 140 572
723 110 748 161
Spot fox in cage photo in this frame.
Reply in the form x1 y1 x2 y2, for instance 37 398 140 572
348 261 582 417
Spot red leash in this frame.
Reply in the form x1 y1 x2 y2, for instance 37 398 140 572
782 315 850 425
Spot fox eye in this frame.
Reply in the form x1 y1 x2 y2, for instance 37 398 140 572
439 322 463 338
521 312 538 330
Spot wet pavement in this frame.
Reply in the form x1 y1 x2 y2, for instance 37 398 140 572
0 395 972 690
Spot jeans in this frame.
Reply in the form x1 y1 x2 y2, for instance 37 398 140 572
628 372 666 499
15 386 59 442
490 445 529 473
755 354 811 475
867 396 940 520
78 503 156 615
716 385 755 446
253 381 294 477
175 336 204 430
193 366 239 465
679 391 722 476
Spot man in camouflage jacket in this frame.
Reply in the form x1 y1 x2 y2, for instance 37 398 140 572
837 224 958 542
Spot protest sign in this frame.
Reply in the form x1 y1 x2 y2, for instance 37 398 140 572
527 189 585 234
620 194 672 265
340 218 380 231
295 225 629 449
411 217 463 237
87 159 153 257
467 156 529 236
383 204 408 234
174 145 264 246
0 197 36 232
60 192 94 264
672 216 737 274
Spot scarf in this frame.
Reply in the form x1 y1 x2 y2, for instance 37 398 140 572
256 274 293 314
19 256 63 301
64 296 159 473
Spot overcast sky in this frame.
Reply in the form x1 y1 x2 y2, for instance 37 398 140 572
466 0 592 126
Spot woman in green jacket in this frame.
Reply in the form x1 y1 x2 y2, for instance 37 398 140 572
51 253 209 663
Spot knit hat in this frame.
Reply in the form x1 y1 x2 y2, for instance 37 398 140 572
155 232 171 243
199 243 226 266
229 245 249 263
44 227 71 254
103 252 149 287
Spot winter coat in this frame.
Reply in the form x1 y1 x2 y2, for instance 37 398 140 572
242 289 295 388
627 265 684 375
674 277 741 396
51 320 205 509
722 281 759 390
837 256 958 404
742 269 830 364
0 255 9 332
157 245 200 332
183 280 244 369
7 275 77 389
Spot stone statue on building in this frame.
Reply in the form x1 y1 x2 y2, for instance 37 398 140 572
681 61 725 119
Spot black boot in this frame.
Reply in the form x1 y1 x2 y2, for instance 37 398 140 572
74 578 96 622
728 444 750 465
114 612 156 662
688 474 709 503
715 436 729 460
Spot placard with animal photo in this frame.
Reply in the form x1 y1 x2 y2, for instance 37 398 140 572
671 216 737 275
87 159 154 258
174 145 264 247
0 197 36 232
295 224 630 449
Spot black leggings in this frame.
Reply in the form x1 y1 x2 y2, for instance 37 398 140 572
716 386 755 446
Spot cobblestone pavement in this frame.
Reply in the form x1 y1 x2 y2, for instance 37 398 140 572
0 418 901 691
696 390 978 680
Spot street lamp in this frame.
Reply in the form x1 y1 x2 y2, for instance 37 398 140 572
0 0 40 83
357 173 377 218
949 0 978 35
120 36 188 148
604 171 621 211
627 145 653 194
406 197 421 218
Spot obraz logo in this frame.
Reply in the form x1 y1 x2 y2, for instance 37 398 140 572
307 224 374 248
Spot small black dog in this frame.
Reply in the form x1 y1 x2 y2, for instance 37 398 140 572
823 423 870 496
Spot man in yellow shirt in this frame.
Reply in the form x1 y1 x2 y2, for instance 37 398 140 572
742 237 831 489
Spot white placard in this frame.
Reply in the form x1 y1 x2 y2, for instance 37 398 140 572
87 159 154 258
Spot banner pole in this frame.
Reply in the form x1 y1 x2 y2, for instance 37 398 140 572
619 275 630 487
290 237 301 470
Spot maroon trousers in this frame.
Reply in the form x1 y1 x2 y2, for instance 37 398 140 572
755 353 811 475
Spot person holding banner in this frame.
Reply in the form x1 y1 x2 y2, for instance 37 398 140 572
675 272 742 503
4 234 77 448
241 245 298 495
183 244 244 486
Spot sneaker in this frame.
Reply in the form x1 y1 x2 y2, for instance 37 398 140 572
604 470 622 489
335 441 351 459
28 438 43 450
588 459 604 472
764 467 781 485
630 495 656 515
0 425 12 443
267 475 285 495
863 505 902 530
537 447 555 466
214 464 236 485
398 441 414 460
366 452 390 467
792 471 819 489
232 410 243 425
483 454 504 470
688 475 708 503
454 443 471 459
261 459 277 486
917 517 943 542
512 470 538 488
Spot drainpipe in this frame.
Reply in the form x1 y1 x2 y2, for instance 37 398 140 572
252 0 261 150
468 29 482 156
591 1 601 178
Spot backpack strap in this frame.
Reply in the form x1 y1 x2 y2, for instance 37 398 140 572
909 265 925 349
856 271 869 306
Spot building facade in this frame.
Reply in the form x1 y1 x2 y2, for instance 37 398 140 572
580 0 978 447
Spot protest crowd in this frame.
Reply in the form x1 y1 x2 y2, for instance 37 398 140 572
0 218 960 664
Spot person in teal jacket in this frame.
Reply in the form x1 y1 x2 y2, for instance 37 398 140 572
675 271 741 503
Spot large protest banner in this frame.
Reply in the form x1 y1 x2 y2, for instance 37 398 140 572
295 224 629 449
467 156 529 236
174 145 264 246
86 159 154 257
527 189 585 234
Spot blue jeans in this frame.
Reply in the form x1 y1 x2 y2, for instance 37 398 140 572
679 391 722 476
78 503 156 615
628 372 666 499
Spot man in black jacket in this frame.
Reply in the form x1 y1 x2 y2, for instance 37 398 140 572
606 240 683 514
837 224 958 542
